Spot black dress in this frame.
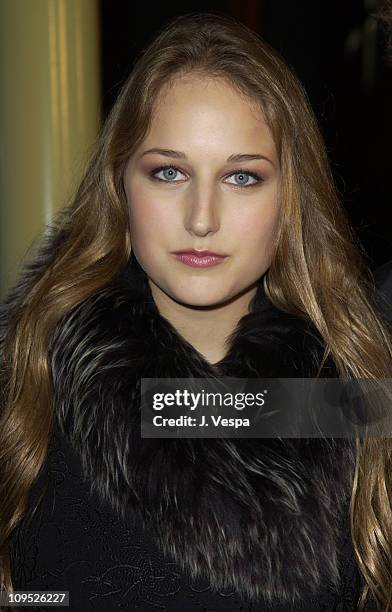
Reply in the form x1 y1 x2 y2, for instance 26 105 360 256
9 420 362 611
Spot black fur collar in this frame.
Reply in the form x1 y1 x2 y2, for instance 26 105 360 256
3 250 356 605
47 255 356 605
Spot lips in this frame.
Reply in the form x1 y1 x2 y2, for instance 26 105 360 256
172 250 228 268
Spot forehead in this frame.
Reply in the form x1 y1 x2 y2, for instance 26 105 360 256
141 75 277 162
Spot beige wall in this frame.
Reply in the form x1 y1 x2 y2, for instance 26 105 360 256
0 0 101 298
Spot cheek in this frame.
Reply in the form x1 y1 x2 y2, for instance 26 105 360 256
233 199 280 253
128 189 171 241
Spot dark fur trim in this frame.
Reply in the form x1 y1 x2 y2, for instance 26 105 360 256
39 254 356 606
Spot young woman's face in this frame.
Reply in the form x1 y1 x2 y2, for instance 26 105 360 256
124 75 281 308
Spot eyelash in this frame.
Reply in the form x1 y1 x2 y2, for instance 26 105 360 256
149 164 264 189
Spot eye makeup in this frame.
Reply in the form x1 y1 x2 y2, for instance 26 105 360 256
147 164 265 189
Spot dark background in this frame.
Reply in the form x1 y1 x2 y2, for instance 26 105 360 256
100 0 392 269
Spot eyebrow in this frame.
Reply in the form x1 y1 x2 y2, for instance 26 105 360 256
139 148 275 167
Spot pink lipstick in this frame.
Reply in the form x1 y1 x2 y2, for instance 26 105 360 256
173 249 228 268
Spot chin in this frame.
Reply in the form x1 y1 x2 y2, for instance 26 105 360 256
170 287 234 309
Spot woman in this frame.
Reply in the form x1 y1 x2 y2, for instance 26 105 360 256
1 12 391 612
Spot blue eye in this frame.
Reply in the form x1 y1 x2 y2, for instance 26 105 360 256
225 171 259 187
151 166 186 182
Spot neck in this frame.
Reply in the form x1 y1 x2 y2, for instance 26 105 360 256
148 279 259 366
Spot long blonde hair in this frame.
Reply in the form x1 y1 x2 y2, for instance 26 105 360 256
1 12 392 611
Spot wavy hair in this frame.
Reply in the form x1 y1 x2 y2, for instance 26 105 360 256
1 12 392 611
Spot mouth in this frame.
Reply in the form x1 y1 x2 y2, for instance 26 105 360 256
172 250 228 268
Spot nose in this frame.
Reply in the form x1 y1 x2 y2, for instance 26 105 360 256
183 182 221 237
